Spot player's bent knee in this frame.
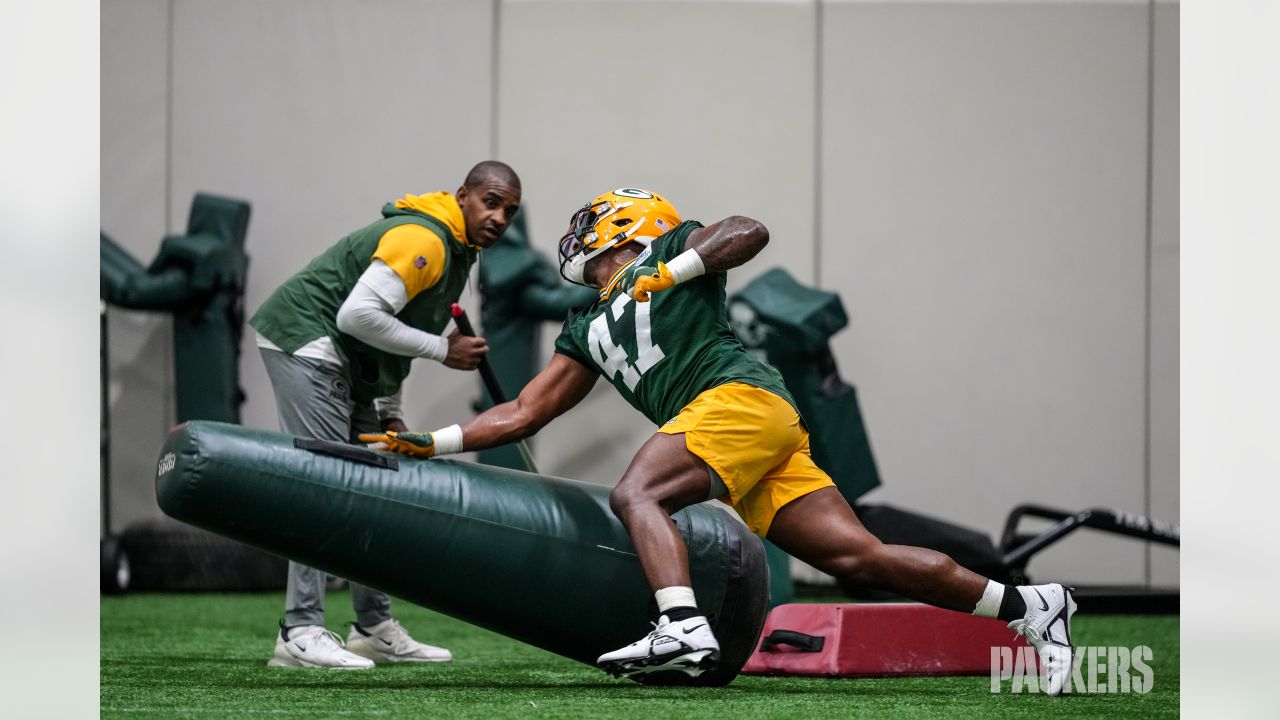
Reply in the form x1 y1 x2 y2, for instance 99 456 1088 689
608 484 648 519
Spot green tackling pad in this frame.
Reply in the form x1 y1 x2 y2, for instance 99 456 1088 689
156 421 769 686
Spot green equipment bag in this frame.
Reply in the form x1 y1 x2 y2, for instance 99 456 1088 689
156 421 770 686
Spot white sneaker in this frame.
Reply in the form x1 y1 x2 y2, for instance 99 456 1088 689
346 619 452 663
597 614 720 678
267 624 374 670
1007 584 1077 696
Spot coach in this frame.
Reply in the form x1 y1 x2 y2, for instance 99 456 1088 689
249 161 522 670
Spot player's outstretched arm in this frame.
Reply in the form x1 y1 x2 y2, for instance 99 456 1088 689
459 353 597 450
627 216 769 301
361 353 597 458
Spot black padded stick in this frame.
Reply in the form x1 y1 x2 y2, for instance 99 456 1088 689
451 303 539 473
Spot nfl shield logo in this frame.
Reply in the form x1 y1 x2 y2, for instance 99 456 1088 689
414 256 427 269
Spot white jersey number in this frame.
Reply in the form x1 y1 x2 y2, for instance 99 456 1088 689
587 293 666 391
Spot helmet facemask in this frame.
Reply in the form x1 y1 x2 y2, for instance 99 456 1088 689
558 201 634 286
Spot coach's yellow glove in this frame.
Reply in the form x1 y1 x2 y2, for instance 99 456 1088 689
357 430 437 458
626 248 706 302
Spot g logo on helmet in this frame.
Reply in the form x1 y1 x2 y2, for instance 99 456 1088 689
613 188 654 199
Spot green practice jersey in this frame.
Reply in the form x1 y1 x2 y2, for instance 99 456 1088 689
554 221 796 426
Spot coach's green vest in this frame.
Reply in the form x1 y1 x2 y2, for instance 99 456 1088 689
251 201 476 405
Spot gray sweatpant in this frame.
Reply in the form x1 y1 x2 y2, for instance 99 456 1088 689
260 347 393 628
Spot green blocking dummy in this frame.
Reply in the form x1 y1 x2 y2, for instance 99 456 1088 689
156 421 770 686
101 193 251 423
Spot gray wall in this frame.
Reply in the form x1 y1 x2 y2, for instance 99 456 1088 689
499 0 819 485
820 0 1168 587
101 0 175 530
101 0 1178 587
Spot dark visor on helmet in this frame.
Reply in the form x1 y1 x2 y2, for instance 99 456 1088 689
558 231 583 261
558 203 605 261
570 204 600 238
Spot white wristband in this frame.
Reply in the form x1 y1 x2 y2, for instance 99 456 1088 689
430 424 464 455
664 248 706 284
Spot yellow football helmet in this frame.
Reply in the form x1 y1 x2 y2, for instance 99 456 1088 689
558 188 681 286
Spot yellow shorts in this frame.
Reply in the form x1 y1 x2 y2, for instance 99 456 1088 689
657 382 835 537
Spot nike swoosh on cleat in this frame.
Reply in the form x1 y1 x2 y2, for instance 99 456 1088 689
378 637 394 647
682 624 707 634
1033 588 1050 611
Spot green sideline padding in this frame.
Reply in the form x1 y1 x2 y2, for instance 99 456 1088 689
156 421 770 686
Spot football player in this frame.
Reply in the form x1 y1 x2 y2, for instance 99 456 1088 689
361 188 1077 694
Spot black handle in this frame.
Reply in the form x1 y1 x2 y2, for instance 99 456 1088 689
295 438 398 471
759 629 825 653
451 304 540 474
451 303 508 405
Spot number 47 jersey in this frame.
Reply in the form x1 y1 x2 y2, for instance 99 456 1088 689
553 221 797 427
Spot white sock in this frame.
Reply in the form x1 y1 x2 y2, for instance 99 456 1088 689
972 579 1005 618
654 586 698 614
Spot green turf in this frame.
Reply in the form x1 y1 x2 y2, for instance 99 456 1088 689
101 591 1178 719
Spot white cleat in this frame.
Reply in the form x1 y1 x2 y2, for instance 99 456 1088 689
597 615 721 679
1008 583 1077 696
267 624 374 670
346 619 452 664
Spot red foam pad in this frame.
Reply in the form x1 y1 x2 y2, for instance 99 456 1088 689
741 603 1026 677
